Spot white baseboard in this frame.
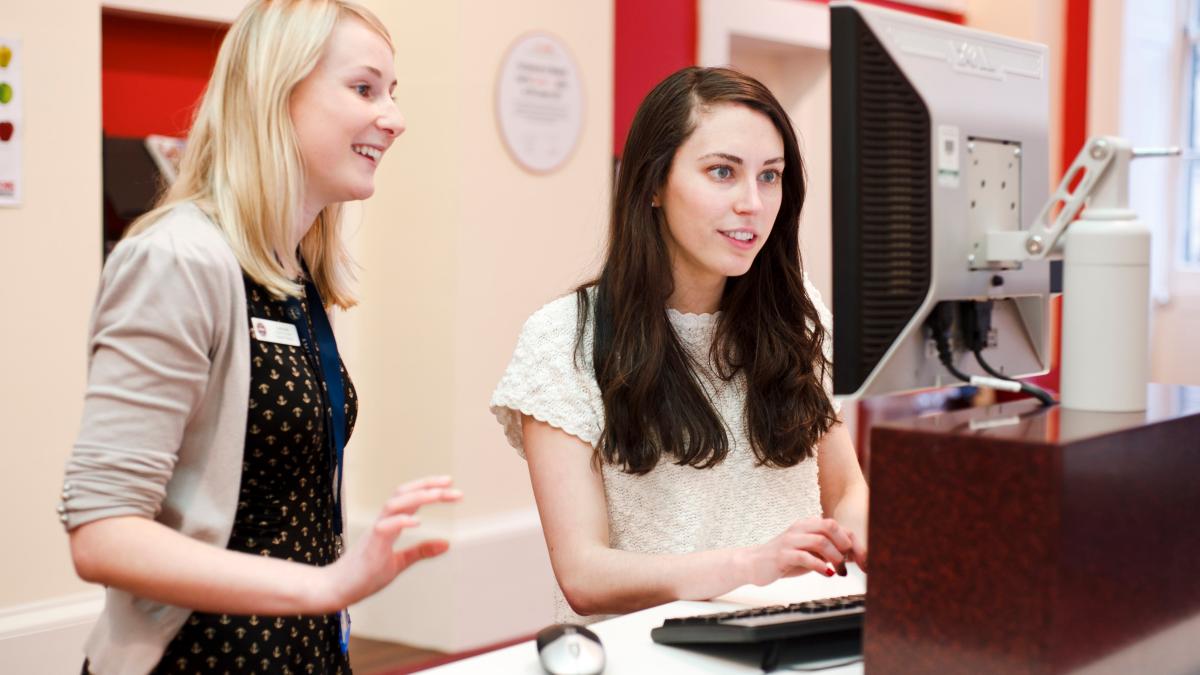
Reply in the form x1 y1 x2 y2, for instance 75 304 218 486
0 591 102 673
348 506 557 654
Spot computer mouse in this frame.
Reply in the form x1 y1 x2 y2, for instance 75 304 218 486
535 623 606 675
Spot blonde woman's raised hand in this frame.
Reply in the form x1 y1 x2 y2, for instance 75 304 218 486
318 476 462 612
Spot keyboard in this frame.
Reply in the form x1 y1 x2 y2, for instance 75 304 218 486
651 593 865 645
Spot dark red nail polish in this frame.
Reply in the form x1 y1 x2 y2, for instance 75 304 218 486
824 568 835 577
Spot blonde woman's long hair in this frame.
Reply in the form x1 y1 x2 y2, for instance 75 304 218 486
127 0 392 309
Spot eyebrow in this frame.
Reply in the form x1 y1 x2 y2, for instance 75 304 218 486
697 152 785 165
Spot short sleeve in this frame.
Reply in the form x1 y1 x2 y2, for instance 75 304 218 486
62 223 227 529
803 274 843 417
490 295 603 458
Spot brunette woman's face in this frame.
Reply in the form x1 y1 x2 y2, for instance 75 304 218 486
290 17 404 211
656 103 784 291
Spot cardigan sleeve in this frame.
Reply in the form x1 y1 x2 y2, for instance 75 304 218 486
61 223 232 530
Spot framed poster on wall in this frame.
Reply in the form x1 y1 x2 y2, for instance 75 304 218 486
495 32 584 174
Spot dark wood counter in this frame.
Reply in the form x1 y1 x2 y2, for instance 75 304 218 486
863 384 1200 674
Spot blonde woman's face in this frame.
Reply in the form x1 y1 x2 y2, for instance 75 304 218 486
290 17 403 211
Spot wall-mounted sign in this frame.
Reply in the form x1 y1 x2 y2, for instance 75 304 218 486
495 32 583 174
0 36 21 207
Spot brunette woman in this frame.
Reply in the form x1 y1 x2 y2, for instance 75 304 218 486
491 67 868 622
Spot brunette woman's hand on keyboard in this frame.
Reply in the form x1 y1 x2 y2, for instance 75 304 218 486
740 517 856 586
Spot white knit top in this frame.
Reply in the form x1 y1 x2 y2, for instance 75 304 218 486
490 280 840 623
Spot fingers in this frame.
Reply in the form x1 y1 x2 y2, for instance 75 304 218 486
798 534 843 569
373 512 421 539
779 549 830 577
396 475 454 493
368 476 463 546
784 530 844 565
382 486 463 517
783 518 861 576
852 534 868 572
795 518 854 555
394 538 450 571
836 530 867 573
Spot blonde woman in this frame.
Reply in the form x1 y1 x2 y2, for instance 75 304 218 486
60 2 459 673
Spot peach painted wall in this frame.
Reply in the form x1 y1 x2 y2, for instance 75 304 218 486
0 0 102 609
338 0 612 525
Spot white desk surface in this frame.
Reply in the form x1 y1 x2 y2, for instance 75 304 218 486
420 567 866 674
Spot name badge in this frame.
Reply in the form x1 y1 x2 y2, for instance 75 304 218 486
250 317 301 347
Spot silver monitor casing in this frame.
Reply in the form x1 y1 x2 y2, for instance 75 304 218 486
832 1 1052 398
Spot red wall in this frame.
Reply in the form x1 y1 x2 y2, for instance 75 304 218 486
613 0 697 158
613 0 963 158
1060 0 1091 176
1029 0 1091 395
847 0 963 23
101 13 226 138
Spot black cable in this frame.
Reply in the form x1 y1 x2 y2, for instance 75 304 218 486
939 346 974 383
960 300 1014 382
925 303 972 384
971 348 1057 405
972 347 1013 380
964 301 1057 406
929 302 1058 407
1020 383 1058 406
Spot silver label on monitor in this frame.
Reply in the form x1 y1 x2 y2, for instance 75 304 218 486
937 125 961 188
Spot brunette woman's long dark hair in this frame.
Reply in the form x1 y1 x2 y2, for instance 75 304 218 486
576 66 837 475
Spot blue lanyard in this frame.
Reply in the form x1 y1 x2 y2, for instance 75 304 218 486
283 275 347 547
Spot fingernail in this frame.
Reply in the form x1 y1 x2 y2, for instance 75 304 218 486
824 567 835 577
445 489 463 498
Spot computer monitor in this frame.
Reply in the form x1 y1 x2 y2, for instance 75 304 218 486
829 1 1053 398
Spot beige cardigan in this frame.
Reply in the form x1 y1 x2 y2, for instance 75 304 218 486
62 202 251 674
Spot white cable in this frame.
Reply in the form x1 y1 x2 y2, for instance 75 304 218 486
969 375 1023 393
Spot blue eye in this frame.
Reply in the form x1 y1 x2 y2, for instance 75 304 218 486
708 165 733 181
760 169 781 184
355 84 371 97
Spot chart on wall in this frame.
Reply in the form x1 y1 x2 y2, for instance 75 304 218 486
495 32 583 174
0 36 20 207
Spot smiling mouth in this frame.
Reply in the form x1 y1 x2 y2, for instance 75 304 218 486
352 144 382 162
720 231 757 243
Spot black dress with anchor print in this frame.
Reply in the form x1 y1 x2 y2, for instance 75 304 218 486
152 275 358 674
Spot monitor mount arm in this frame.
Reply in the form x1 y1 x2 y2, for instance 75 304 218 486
980 136 1178 412
983 137 1178 262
